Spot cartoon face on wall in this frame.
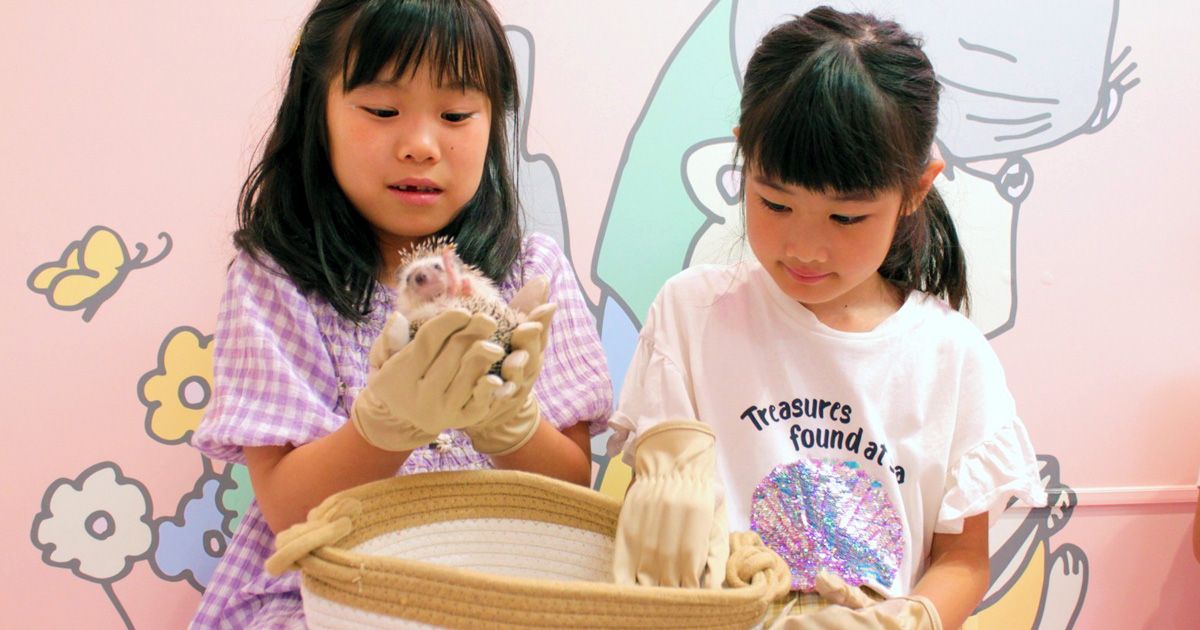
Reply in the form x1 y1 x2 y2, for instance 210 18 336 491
733 1 1133 160
702 0 1138 336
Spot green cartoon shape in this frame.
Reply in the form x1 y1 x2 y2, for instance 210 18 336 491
594 0 740 324
219 463 254 535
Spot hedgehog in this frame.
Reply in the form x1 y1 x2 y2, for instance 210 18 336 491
384 237 524 374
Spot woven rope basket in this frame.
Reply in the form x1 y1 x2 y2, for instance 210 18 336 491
266 470 790 629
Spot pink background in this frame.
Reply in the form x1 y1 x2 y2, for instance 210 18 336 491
2 1 1197 627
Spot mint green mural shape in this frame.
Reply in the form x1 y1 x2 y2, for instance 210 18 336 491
219 463 253 535
593 0 740 324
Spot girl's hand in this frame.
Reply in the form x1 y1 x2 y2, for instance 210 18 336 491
769 571 941 629
612 420 728 588
350 308 507 451
462 277 556 455
503 276 555 397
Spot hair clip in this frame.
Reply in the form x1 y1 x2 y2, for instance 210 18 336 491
290 27 303 57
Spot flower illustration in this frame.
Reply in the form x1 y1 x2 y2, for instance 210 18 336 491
27 225 172 322
138 326 214 444
151 473 231 591
31 462 154 583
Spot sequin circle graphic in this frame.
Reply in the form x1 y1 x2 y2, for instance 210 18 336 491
750 458 904 591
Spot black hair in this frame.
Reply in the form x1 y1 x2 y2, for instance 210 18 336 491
234 0 521 321
738 6 968 311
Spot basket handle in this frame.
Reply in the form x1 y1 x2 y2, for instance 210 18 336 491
265 497 362 576
725 531 792 602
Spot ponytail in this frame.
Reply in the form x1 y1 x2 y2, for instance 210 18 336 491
879 186 969 312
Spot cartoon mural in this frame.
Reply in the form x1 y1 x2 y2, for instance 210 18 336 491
28 322 248 626
16 1 1183 628
968 457 1087 630
507 25 572 258
27 226 172 323
31 462 154 629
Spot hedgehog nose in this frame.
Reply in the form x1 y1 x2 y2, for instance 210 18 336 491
413 272 427 286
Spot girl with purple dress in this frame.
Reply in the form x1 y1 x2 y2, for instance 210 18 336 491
191 1 611 626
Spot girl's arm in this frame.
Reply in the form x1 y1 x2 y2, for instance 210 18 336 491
490 419 592 486
910 513 990 630
245 422 412 534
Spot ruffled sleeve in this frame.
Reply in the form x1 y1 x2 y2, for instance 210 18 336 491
936 418 1046 534
517 233 614 436
192 251 346 464
935 330 1047 534
607 291 700 465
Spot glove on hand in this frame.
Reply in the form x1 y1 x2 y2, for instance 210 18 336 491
463 277 556 455
351 309 506 451
769 570 942 630
613 419 728 588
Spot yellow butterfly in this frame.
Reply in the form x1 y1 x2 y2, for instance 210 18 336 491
27 226 172 322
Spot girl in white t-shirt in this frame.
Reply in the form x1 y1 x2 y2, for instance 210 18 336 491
609 7 1046 629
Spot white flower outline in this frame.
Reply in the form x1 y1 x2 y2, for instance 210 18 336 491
32 461 155 583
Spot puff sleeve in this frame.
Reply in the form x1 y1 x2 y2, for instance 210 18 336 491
607 291 701 464
192 252 347 464
935 333 1048 534
518 233 614 436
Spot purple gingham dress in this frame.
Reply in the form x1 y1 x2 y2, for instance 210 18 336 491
190 233 612 629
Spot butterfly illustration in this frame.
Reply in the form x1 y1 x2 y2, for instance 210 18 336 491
27 226 172 322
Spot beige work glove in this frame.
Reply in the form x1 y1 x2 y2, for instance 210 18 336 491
462 277 556 455
613 419 729 588
351 308 507 451
769 571 942 630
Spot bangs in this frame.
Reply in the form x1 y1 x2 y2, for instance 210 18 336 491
341 0 496 93
741 41 913 195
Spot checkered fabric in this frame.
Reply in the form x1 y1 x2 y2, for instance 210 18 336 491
190 233 612 629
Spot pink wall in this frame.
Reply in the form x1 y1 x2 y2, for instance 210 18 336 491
3 1 1197 627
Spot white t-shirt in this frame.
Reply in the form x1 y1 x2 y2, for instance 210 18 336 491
611 261 1046 597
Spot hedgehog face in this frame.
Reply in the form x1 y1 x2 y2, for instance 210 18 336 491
398 255 453 304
